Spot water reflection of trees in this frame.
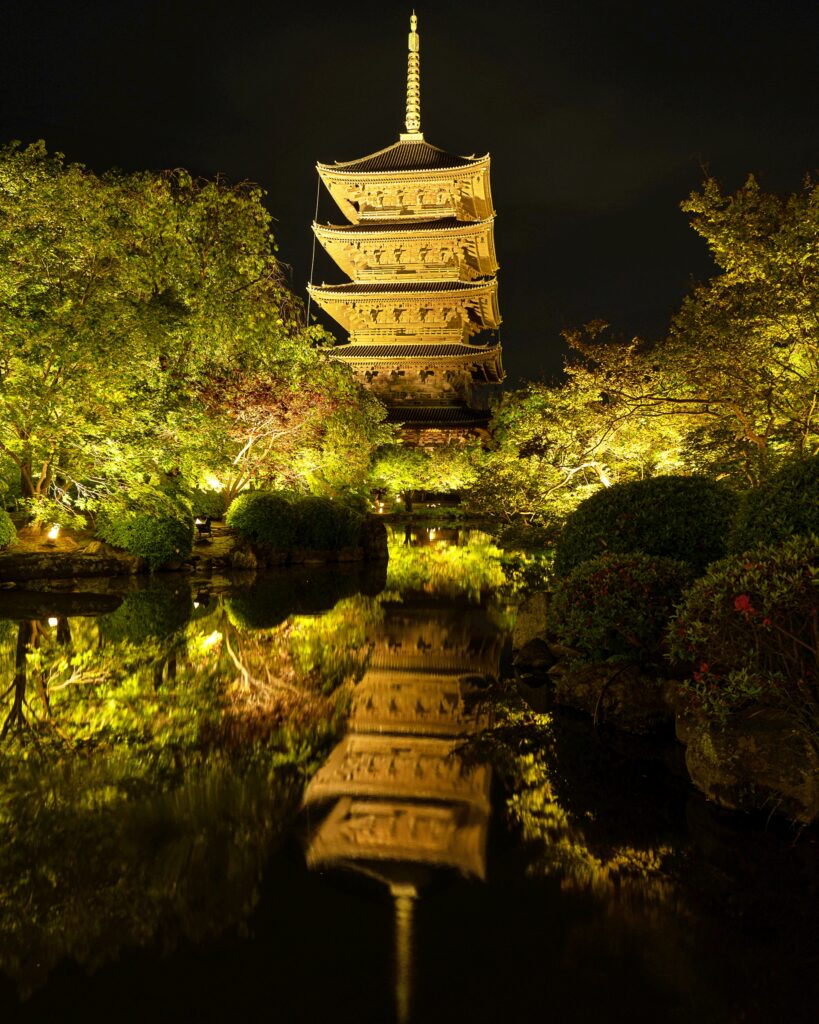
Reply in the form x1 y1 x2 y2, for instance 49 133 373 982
386 528 507 600
469 693 682 908
0 575 380 995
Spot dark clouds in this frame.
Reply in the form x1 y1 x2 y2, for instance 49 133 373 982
1 0 818 380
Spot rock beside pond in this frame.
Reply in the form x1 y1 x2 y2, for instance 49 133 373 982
682 708 819 825
512 591 550 648
0 549 146 581
360 517 389 561
513 638 556 673
548 661 677 734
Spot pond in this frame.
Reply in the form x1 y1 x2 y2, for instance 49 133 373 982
0 528 817 1023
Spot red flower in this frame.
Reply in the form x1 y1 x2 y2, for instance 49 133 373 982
734 594 756 616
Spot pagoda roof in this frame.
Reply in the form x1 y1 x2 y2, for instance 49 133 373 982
314 217 493 236
386 406 492 427
329 343 497 359
319 139 486 176
312 280 491 296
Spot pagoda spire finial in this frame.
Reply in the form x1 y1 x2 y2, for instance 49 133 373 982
401 11 423 141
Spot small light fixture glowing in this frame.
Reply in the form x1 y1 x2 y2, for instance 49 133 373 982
47 524 60 540
193 600 201 609
429 528 437 540
201 630 222 650
204 473 224 492
48 617 59 627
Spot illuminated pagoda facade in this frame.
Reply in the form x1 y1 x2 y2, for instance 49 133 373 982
308 13 503 442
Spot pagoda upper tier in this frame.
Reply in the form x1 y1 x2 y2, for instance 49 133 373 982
317 142 494 224
312 218 498 281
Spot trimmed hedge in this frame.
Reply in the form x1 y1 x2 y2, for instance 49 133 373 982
0 510 16 551
226 491 296 550
226 491 364 553
294 496 362 550
96 497 194 570
667 534 819 724
553 475 735 578
549 552 695 668
730 457 819 553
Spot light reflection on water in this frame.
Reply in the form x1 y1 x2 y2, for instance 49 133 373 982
0 529 816 1022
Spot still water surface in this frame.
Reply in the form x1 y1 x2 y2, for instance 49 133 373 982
0 529 817 1022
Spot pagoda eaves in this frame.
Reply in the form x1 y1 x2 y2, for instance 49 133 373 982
317 148 494 224
307 279 500 341
313 217 498 281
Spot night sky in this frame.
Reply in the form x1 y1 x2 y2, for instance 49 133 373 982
2 0 818 382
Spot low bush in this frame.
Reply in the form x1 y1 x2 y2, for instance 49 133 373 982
730 456 819 553
96 495 194 570
226 491 296 550
549 552 695 668
294 496 363 550
667 535 819 729
0 510 16 550
553 475 735 578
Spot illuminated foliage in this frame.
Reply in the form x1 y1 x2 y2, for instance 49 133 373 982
474 174 819 526
549 552 695 668
0 142 389 520
471 342 688 525
371 442 478 499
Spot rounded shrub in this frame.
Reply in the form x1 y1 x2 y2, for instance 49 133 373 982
730 456 819 553
294 496 363 550
553 475 735 578
96 496 194 570
667 534 819 724
549 552 696 668
226 491 296 550
0 510 16 550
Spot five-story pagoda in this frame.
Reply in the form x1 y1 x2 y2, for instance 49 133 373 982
308 13 503 441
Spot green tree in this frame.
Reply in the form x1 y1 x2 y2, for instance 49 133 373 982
0 142 387 518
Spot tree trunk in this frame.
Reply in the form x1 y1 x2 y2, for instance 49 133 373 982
19 456 36 499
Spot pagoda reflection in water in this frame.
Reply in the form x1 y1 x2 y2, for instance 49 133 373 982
303 598 504 1022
